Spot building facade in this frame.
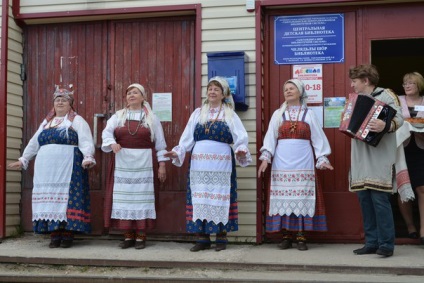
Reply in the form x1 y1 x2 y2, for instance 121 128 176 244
1 0 423 243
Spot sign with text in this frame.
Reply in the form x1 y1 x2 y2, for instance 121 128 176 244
274 13 344 64
152 92 172 122
293 64 323 103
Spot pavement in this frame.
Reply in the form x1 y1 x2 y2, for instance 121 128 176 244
0 234 424 282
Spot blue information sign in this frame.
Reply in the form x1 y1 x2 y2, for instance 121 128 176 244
274 14 344 65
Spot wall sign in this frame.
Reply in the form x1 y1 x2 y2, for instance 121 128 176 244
274 13 344 64
293 64 323 103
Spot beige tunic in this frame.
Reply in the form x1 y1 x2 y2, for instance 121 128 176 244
349 88 404 192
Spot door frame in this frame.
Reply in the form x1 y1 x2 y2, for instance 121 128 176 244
255 1 424 244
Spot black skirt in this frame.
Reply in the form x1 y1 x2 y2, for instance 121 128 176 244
404 133 424 189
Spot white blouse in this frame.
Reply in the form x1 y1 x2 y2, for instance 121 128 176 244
19 115 96 170
101 110 168 162
171 106 252 167
259 106 331 167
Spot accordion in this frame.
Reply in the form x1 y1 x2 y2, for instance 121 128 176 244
339 93 397 147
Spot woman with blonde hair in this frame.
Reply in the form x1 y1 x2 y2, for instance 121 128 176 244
397 72 424 244
102 83 168 249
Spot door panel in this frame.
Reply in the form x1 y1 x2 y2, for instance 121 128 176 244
22 16 195 236
262 9 362 241
23 22 109 234
110 17 194 234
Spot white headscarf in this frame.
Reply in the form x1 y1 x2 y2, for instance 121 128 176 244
116 83 156 141
199 76 235 124
284 79 308 106
275 79 309 132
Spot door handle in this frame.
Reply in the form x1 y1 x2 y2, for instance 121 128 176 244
93 113 106 148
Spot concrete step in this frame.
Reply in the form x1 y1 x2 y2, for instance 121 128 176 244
0 235 423 282
0 262 423 283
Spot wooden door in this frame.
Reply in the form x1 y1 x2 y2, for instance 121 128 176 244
22 17 195 236
23 22 109 235
262 8 363 242
262 2 424 242
109 17 194 235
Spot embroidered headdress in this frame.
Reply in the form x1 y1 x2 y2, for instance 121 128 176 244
42 85 78 138
53 85 75 105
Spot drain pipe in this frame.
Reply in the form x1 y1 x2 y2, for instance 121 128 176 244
0 0 10 239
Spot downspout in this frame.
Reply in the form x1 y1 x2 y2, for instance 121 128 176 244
0 0 10 239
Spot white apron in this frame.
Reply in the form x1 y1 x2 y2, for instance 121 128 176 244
112 148 156 220
190 140 232 225
32 144 75 222
269 139 316 217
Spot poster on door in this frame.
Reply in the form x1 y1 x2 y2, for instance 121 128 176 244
152 92 172 122
293 64 323 103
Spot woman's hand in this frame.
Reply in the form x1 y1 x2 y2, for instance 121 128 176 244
82 160 95 169
8 161 23 170
257 160 268 178
235 150 247 158
368 118 386 133
158 162 166 183
318 162 334 170
111 143 122 154
164 151 177 159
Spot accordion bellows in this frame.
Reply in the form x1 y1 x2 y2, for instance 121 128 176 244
339 93 397 147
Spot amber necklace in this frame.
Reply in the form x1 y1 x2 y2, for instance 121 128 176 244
127 110 143 136
204 104 222 135
287 106 301 133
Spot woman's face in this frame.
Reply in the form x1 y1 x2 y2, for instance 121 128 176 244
54 97 72 116
403 79 419 96
283 83 301 105
207 83 224 106
350 78 368 94
126 87 144 109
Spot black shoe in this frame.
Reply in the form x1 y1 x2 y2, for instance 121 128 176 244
353 246 378 255
190 242 211 252
278 239 292 250
135 241 146 250
61 239 73 248
49 239 61 248
119 239 135 249
215 243 226 252
376 248 393 257
408 232 419 239
297 241 308 251
420 237 424 245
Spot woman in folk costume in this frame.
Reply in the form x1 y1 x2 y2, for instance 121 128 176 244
258 79 333 251
102 83 168 250
165 76 252 252
9 87 95 248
